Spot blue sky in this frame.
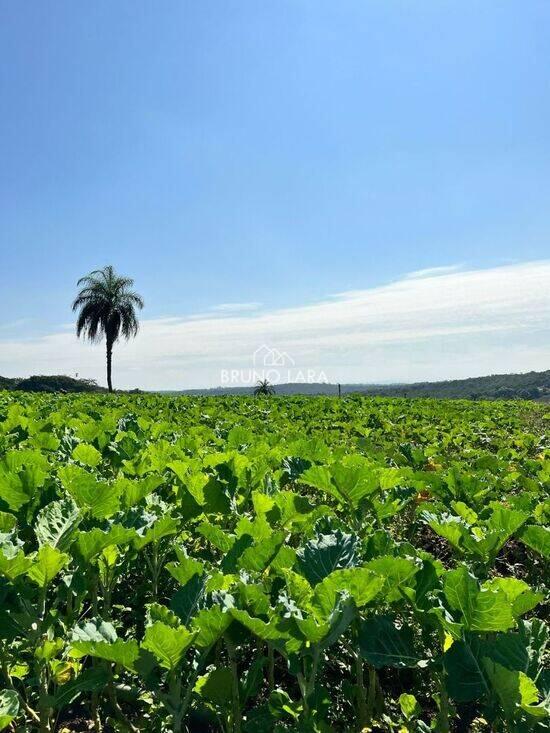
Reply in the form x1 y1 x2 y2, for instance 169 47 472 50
1 2 549 388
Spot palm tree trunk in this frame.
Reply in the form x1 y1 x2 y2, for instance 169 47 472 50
106 338 113 393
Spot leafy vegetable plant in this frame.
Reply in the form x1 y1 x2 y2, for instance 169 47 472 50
0 391 547 731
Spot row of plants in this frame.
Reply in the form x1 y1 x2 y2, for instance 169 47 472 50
0 392 548 731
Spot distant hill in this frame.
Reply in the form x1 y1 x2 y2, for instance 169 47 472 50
2 368 549 400
0 376 20 390
167 369 550 401
0 375 105 393
357 369 550 401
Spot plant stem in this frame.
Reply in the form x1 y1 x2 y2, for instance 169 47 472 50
91 691 102 733
366 665 377 724
66 585 73 620
227 642 242 733
103 583 112 616
89 571 102 732
437 673 451 733
169 670 183 732
437 630 450 733
298 646 320 721
108 675 138 733
267 644 275 692
355 649 368 730
38 586 47 621
308 646 320 698
352 620 368 730
151 543 159 601
36 585 52 733
38 665 51 733
180 647 211 722
91 572 99 616
297 671 308 717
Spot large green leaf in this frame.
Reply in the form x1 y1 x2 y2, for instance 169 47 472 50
236 513 273 542
484 577 543 619
443 635 490 702
75 524 137 562
171 574 207 625
294 616 328 645
311 567 384 617
192 606 233 647
70 619 152 674
221 535 254 574
146 602 181 628
0 689 19 730
487 506 529 537
166 556 204 586
0 513 16 533
53 667 111 708
297 529 359 585
0 473 32 512
399 693 421 721
483 659 548 721
239 532 285 573
365 556 420 602
427 505 529 562
58 465 120 519
519 525 550 558
117 475 164 509
282 569 314 608
72 618 118 644
133 514 179 550
71 443 102 468
229 609 288 644
443 567 515 632
0 549 33 581
195 667 233 709
330 456 381 505
272 490 317 529
446 623 545 713
300 456 381 507
484 619 548 678
27 545 69 587
358 615 421 668
70 638 142 671
142 622 196 670
196 521 236 553
426 516 467 553
35 497 80 550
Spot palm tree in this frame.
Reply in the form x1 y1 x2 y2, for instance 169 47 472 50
254 379 275 396
72 265 144 392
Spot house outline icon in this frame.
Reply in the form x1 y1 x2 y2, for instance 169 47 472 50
252 345 295 367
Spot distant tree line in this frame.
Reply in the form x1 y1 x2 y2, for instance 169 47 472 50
357 370 550 401
0 375 105 393
2 370 549 400
171 371 550 401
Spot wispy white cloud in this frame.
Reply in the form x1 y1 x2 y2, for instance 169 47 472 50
0 318 35 331
210 302 263 313
1 260 549 389
403 264 465 279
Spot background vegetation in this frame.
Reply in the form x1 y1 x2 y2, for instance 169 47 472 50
0 392 547 732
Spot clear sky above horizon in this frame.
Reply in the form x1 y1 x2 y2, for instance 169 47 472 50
1 2 550 389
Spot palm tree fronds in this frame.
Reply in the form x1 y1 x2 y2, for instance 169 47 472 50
254 379 275 396
73 265 144 391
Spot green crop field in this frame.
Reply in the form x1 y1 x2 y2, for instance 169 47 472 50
0 392 548 733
